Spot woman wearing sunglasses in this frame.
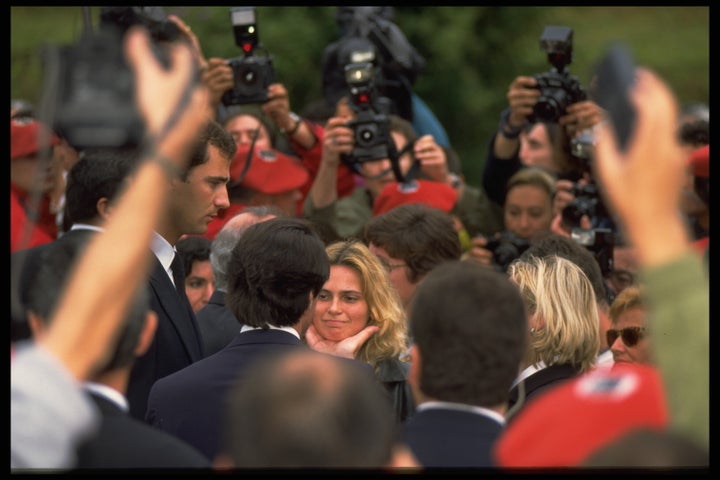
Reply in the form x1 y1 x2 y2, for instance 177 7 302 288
607 285 652 365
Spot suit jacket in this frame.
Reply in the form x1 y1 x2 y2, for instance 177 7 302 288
11 228 96 342
507 363 580 423
403 407 504 468
195 290 242 357
145 328 304 460
127 256 204 421
74 391 210 469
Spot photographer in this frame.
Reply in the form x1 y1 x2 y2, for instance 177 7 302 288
481 26 604 219
322 7 451 149
464 167 555 272
303 94 500 242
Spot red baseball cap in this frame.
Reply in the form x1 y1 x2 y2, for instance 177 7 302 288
373 179 458 216
494 363 669 467
688 145 709 179
11 117 60 160
230 145 309 194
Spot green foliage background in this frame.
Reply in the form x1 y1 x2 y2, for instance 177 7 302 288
11 6 709 185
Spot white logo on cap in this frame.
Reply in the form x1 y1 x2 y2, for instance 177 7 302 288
397 180 419 194
259 149 277 162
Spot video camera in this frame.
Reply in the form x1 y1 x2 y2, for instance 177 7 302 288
485 231 531 273
342 62 393 167
322 7 425 122
221 6 276 106
528 26 587 124
42 6 190 150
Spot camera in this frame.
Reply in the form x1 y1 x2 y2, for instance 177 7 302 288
343 62 392 165
222 7 275 106
571 227 614 276
570 129 595 160
529 26 587 124
561 182 615 231
43 7 185 150
485 231 531 273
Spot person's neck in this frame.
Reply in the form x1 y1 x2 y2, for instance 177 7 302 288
92 369 129 395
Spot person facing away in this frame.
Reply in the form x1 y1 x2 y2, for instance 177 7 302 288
363 202 462 314
145 217 330 461
304 239 415 423
505 254 600 422
517 233 615 369
23 238 210 469
402 260 528 468
175 235 215 313
11 147 139 344
215 349 421 469
126 119 236 421
196 205 282 357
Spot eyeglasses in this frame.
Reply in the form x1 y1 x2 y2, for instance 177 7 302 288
606 326 647 347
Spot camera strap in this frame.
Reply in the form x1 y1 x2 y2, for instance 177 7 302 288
231 126 259 186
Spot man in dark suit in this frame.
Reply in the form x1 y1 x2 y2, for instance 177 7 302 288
197 205 281 357
24 238 210 468
402 261 527 467
11 147 138 344
145 217 330 461
126 120 237 420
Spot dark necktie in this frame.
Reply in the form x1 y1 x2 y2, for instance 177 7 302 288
170 253 186 299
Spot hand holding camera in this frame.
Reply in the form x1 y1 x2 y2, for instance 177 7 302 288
221 6 276 106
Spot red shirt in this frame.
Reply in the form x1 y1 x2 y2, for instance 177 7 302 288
10 184 56 253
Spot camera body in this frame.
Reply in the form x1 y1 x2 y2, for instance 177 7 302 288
485 231 531 272
343 62 392 165
46 7 183 150
529 26 587 124
571 227 614 276
222 7 275 106
561 182 615 231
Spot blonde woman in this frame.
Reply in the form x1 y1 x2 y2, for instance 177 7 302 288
305 239 414 422
505 254 600 421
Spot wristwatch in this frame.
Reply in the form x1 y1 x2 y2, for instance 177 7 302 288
281 112 301 136
498 109 524 140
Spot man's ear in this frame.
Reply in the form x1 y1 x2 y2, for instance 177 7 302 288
134 311 158 357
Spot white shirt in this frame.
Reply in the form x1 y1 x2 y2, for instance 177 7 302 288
150 232 176 286
416 401 505 426
240 324 301 340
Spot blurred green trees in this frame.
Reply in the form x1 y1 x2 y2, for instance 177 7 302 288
11 6 708 185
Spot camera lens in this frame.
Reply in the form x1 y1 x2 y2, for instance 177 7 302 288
355 123 377 147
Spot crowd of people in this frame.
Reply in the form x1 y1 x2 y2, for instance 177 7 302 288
11 7 708 472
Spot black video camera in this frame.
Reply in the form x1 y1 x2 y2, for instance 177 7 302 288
222 6 275 106
485 231 531 273
529 26 587 124
343 62 392 166
322 7 425 122
44 7 186 150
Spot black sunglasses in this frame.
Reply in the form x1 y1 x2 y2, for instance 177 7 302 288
606 326 647 347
